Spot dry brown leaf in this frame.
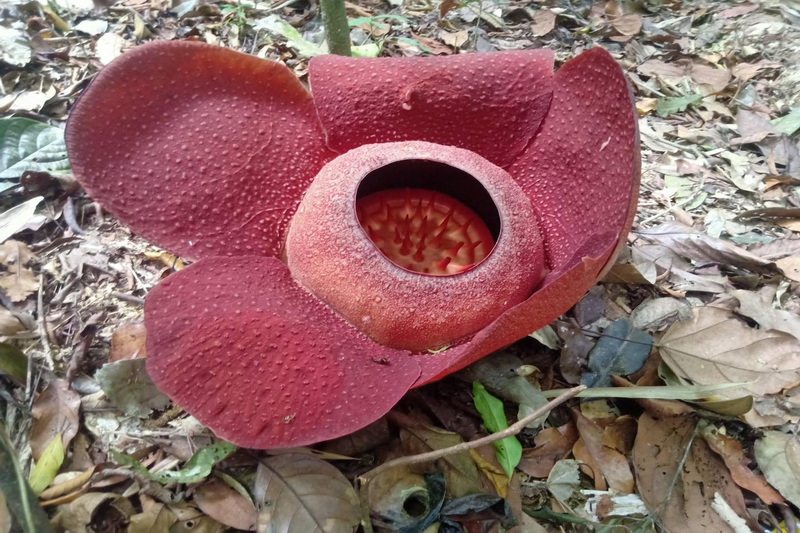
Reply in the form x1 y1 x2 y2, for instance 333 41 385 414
572 410 635 494
0 241 38 302
194 479 257 531
253 454 360 533
400 425 483 498
717 2 760 19
731 287 800 340
639 221 778 274
776 257 800 282
611 13 642 36
690 64 731 93
601 415 637 455
0 307 26 335
633 414 753 532
660 306 800 403
438 29 468 48
531 10 556 36
732 59 782 82
39 467 95 502
30 379 81 461
109 321 147 362
698 422 784 505
518 423 578 478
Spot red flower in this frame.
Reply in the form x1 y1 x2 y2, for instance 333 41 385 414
66 42 639 448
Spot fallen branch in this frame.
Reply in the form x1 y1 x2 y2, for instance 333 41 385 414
359 384 586 483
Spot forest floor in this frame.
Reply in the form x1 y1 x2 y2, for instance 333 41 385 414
1 0 800 531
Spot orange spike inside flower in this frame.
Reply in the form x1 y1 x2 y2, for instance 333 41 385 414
356 188 495 275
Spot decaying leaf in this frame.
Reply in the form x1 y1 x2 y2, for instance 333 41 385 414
660 307 800 418
640 221 778 274
632 414 753 532
194 478 257 531
0 342 27 384
698 421 783 505
400 424 483 498
730 287 800 340
546 459 581 502
253 453 360 533
754 430 800 507
30 379 80 461
531 9 556 36
108 321 147 362
572 410 635 493
0 239 38 302
95 359 170 417
582 318 653 388
518 423 578 478
51 492 135 533
127 502 177 533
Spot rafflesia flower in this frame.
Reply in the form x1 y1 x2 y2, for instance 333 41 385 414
66 41 639 448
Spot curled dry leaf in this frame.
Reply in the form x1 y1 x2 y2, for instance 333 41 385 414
639 221 778 274
632 414 753 532
30 379 80 461
400 425 484 498
660 307 800 416
108 321 147 362
253 454 360 533
194 478 257 531
572 410 635 493
754 430 800 507
531 10 556 36
698 422 783 505
518 423 578 478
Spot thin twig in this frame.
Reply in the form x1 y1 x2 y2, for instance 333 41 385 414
111 292 145 305
36 275 54 370
358 385 586 483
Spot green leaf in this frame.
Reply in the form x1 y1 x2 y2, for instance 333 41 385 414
113 442 237 484
582 318 653 388
472 382 522 478
772 107 800 136
0 342 27 384
0 423 53 532
0 118 70 178
256 15 323 57
352 43 381 58
28 434 64 494
655 94 703 118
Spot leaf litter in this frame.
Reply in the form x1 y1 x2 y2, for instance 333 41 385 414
1 0 800 530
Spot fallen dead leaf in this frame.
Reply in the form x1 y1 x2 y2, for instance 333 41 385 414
776 256 800 282
400 424 484 498
572 410 635 494
30 379 81 461
611 14 642 36
660 306 800 400
633 414 753 532
531 10 556 36
518 423 578 478
698 422 783 505
639 221 778 274
730 287 800 340
0 240 38 302
108 321 147 362
194 478 257 531
253 454 360 533
754 430 800 507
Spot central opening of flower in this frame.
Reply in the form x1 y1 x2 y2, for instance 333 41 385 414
355 160 500 276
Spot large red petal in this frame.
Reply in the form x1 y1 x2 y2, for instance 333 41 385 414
415 48 640 385
507 47 640 272
145 257 420 448
66 41 333 260
308 51 554 168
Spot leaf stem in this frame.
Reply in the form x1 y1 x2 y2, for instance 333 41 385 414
320 0 351 56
